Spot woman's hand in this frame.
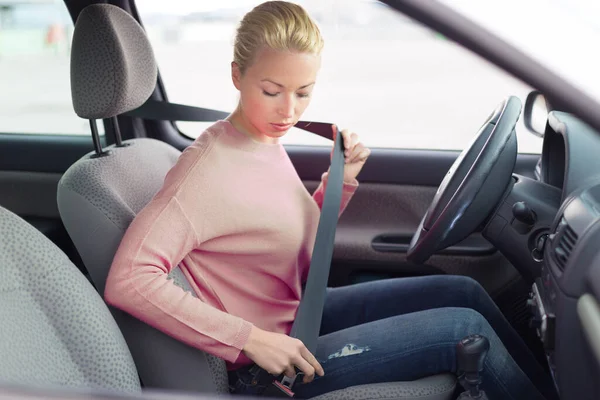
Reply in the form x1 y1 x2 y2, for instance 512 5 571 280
333 126 371 183
242 325 324 383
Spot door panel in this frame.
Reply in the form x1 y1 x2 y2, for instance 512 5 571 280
294 147 539 297
0 134 100 271
0 171 62 219
0 134 99 225
0 134 100 173
305 180 521 296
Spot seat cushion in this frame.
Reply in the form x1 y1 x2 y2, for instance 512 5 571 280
311 374 456 400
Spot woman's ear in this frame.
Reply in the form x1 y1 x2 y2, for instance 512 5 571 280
231 62 242 90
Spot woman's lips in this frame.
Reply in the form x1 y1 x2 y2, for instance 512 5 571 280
270 123 293 132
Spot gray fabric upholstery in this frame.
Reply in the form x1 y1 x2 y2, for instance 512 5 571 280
0 206 140 393
57 139 230 394
311 375 456 400
58 139 180 260
70 4 157 119
0 376 456 400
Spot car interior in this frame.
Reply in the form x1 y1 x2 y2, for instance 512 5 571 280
1 1 599 400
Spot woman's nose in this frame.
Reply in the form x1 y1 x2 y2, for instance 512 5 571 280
278 96 294 118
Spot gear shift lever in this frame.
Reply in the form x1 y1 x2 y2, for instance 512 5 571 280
456 334 490 399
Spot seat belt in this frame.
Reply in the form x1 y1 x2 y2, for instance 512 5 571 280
267 120 344 397
124 99 345 397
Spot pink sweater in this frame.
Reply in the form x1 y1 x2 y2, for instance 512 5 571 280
104 120 358 370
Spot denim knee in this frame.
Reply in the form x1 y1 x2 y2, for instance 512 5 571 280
450 275 486 302
451 275 482 290
450 307 489 337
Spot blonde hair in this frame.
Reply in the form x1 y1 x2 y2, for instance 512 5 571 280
233 1 324 74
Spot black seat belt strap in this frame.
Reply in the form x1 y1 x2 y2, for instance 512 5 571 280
124 99 230 122
124 99 337 140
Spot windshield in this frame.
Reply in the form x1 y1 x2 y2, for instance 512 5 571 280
437 0 600 106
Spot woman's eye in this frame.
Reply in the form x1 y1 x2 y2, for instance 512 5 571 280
262 90 277 97
297 93 310 99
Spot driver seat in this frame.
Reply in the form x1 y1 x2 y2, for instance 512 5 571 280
56 4 457 399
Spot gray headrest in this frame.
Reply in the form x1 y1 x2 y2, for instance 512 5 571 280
70 4 157 119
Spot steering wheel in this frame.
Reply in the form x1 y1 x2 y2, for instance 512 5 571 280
407 96 522 263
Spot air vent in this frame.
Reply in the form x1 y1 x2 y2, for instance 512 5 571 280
552 218 578 271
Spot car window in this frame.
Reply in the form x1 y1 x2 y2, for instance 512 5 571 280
0 2 103 136
137 0 541 153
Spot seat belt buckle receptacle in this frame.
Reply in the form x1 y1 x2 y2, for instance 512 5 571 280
272 373 303 397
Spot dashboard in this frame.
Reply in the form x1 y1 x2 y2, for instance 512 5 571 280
539 112 600 196
528 111 600 399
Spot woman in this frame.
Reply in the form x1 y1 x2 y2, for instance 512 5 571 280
104 2 557 399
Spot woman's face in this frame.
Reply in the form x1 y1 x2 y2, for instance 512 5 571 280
232 46 321 143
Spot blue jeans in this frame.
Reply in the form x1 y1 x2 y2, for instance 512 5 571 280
229 275 558 400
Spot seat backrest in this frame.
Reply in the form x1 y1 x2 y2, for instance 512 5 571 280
0 206 140 393
57 4 228 394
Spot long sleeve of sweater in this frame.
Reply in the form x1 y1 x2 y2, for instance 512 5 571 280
104 195 253 364
312 171 359 213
